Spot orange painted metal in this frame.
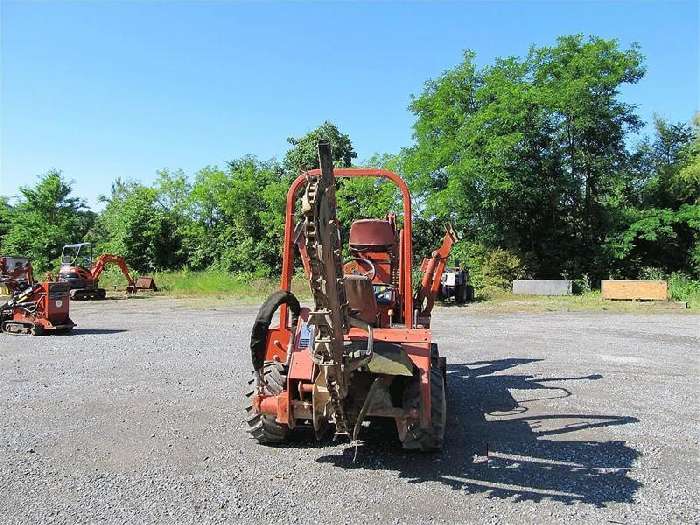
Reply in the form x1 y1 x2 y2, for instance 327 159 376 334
275 308 311 378
346 327 431 343
259 395 277 416
90 254 137 287
288 346 314 380
59 247 155 296
134 276 157 291
264 327 291 364
279 168 414 330
8 281 75 332
276 391 289 425
62 254 138 290
415 228 456 324
267 167 442 432
0 257 34 293
258 391 290 425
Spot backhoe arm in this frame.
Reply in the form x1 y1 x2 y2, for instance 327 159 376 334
91 255 136 289
414 226 456 327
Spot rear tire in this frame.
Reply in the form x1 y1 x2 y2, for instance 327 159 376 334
245 361 289 444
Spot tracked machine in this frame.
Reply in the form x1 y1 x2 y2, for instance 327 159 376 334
1 257 75 335
0 256 34 294
246 142 456 450
58 243 156 300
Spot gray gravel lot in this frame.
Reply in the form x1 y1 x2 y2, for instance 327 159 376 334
1 298 698 524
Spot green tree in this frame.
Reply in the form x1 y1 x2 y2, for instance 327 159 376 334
336 153 402 225
154 168 191 215
284 121 357 174
186 157 290 274
404 35 645 282
673 113 700 204
93 179 182 272
608 115 700 276
0 196 11 247
153 168 193 267
1 170 94 272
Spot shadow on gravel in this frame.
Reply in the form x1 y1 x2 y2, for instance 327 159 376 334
316 358 641 507
72 328 128 335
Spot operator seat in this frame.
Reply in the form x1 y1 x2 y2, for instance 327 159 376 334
348 219 397 256
344 218 399 327
344 274 379 325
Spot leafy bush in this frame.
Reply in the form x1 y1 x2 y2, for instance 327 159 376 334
572 275 592 294
668 272 700 307
637 267 667 280
481 248 526 289
451 242 526 291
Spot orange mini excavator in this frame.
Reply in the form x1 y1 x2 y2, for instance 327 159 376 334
57 243 157 300
1 256 75 335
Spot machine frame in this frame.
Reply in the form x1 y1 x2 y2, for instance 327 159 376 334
251 167 453 447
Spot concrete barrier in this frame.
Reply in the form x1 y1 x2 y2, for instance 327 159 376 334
512 280 572 296
601 280 668 301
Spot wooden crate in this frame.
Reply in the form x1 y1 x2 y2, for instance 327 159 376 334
601 280 668 301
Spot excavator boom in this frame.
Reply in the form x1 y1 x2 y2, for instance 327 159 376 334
90 254 137 289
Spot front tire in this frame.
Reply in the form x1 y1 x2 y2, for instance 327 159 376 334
245 361 289 444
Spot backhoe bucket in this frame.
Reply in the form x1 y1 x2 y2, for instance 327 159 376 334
130 276 157 293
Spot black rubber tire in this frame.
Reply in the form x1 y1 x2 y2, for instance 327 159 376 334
456 285 467 304
401 365 446 451
30 324 45 336
245 361 289 444
430 343 447 394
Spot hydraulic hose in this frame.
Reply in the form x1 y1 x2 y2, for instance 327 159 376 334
249 290 301 373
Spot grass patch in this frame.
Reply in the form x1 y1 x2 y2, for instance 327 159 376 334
101 270 312 302
469 289 610 313
469 286 698 313
96 269 700 311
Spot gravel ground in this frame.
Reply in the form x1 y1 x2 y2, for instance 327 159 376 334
1 297 698 524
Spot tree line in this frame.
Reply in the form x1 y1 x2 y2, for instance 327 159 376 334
1 35 698 290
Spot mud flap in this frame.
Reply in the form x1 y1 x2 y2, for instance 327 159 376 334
249 290 300 372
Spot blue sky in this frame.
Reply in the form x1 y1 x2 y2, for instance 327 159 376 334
1 1 698 208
